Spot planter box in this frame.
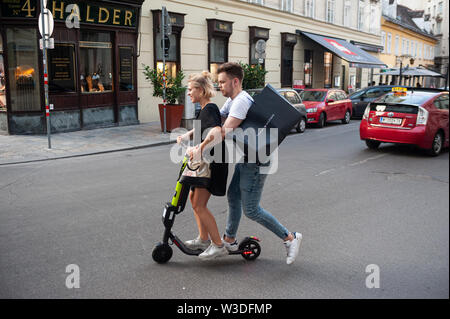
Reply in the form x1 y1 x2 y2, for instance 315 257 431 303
158 104 184 132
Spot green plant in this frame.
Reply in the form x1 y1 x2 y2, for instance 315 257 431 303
142 65 186 104
240 62 268 90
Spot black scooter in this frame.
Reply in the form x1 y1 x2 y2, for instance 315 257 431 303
152 152 261 264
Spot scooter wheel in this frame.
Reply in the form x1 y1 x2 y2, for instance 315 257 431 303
152 242 173 264
239 239 261 261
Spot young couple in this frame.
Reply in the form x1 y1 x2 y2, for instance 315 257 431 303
176 63 302 264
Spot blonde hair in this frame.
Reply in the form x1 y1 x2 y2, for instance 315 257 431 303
188 71 216 100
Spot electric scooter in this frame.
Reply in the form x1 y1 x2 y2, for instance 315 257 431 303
152 147 261 264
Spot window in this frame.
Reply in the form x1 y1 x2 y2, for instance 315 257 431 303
304 50 313 87
369 4 377 33
418 42 422 59
152 11 186 80
358 0 365 31
381 32 386 53
6 28 41 112
438 2 443 14
48 44 76 93
395 35 399 55
387 33 392 54
366 87 382 98
249 27 270 68
249 0 264 4
281 33 297 87
0 34 6 110
119 47 135 91
79 32 113 93
207 19 233 84
305 0 314 18
284 91 300 104
282 0 293 12
343 1 351 27
324 52 333 88
402 38 406 55
436 21 442 34
326 0 335 23
406 40 409 56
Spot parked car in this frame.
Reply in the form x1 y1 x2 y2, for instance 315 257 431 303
246 88 307 133
349 86 395 118
360 89 449 156
299 89 352 127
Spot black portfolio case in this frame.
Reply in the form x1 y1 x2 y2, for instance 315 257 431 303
233 84 302 163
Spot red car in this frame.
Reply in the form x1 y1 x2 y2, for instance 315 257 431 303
360 89 449 156
300 89 352 127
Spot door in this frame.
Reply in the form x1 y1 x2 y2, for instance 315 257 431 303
434 94 449 146
326 91 339 120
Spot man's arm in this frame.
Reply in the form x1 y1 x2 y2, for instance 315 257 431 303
198 116 243 154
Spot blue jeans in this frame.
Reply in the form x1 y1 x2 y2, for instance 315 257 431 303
225 163 290 240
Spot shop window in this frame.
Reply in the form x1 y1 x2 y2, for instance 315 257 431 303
48 44 76 93
324 52 333 88
152 10 185 79
207 19 233 84
6 28 41 112
0 34 6 110
119 47 135 91
79 31 113 93
304 49 313 87
281 33 297 87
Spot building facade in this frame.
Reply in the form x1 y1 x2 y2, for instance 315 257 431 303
137 0 385 125
0 0 386 134
0 0 145 134
379 1 439 86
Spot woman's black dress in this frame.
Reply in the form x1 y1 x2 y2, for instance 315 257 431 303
195 103 228 196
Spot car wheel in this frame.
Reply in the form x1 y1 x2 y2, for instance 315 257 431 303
317 113 326 128
296 117 306 133
427 131 443 156
365 140 381 149
342 110 351 124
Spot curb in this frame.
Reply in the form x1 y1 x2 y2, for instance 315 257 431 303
0 140 176 166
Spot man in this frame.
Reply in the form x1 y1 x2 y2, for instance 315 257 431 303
194 62 302 265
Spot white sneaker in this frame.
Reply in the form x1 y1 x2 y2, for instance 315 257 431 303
284 232 302 265
184 237 210 251
198 243 229 260
222 235 239 252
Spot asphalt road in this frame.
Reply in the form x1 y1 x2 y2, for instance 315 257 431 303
0 120 448 299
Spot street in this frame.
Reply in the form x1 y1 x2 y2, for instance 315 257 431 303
0 120 448 299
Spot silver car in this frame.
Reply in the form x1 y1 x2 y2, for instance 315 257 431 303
246 88 307 133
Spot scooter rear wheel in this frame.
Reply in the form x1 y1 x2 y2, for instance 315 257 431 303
152 242 173 264
239 239 261 261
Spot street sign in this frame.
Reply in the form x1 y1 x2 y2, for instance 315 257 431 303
38 8 54 38
40 38 54 50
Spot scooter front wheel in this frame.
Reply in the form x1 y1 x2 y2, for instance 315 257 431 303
152 242 173 264
239 238 261 261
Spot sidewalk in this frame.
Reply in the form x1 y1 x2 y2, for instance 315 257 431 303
0 122 176 165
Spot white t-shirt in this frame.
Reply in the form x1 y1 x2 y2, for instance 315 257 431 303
220 90 254 120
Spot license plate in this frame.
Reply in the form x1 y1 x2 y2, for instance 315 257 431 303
380 117 402 125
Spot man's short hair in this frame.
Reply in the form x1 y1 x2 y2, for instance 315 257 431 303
217 62 244 82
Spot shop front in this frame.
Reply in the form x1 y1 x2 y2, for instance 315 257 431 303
296 30 386 92
0 0 144 135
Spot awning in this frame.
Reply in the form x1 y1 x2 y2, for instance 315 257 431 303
297 30 387 68
377 66 444 77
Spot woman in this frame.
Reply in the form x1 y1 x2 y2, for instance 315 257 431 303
176 71 228 260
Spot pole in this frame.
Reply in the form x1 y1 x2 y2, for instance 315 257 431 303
40 0 51 148
162 7 167 134
398 60 402 86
